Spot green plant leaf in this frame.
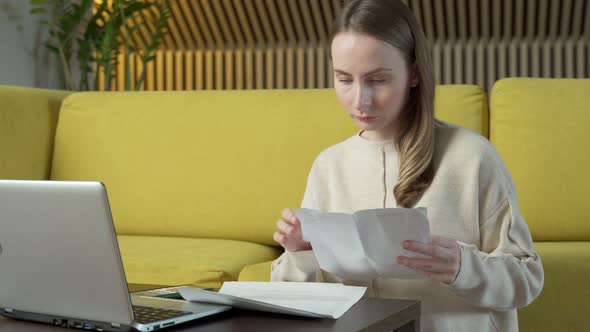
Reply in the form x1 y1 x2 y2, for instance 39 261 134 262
43 42 58 53
30 8 47 14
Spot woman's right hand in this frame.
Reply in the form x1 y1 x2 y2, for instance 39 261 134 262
273 208 312 252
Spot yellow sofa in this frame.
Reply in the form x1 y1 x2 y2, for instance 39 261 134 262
1 78 588 331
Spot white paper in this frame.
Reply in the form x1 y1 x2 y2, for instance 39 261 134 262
296 208 431 280
178 282 366 319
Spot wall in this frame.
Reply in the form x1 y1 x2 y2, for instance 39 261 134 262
0 0 58 88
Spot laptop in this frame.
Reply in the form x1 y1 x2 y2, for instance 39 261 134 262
0 180 230 331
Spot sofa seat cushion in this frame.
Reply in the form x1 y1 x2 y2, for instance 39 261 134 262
238 260 274 282
518 241 590 332
117 235 281 288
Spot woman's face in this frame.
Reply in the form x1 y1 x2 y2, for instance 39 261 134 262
331 32 418 140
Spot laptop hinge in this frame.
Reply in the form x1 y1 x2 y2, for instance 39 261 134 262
111 322 121 328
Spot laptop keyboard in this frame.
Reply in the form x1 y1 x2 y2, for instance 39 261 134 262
132 305 192 324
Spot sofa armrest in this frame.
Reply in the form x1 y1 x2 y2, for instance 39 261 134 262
238 260 274 282
0 86 69 179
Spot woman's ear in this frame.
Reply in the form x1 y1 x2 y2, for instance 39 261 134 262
410 63 419 87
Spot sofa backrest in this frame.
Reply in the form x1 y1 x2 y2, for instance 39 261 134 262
490 78 590 241
50 86 486 245
0 86 70 180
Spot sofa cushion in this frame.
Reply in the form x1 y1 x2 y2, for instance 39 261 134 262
117 235 280 288
490 78 590 240
238 260 273 282
435 85 488 137
0 86 69 180
51 87 486 245
517 241 590 332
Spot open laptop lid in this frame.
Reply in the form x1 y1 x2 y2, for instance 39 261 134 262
0 180 134 326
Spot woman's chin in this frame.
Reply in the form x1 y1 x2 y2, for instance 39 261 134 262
355 120 383 131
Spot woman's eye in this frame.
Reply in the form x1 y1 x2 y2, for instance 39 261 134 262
338 79 353 84
370 79 387 84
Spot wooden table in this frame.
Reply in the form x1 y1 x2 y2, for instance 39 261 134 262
0 284 420 332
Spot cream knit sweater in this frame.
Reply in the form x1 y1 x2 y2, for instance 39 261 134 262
271 121 544 332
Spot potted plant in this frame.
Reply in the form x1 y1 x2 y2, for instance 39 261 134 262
30 0 171 91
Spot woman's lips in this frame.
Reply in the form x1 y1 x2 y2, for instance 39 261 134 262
356 116 379 123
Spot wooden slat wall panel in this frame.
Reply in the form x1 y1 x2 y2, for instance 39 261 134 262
185 52 194 90
146 58 155 91
105 39 589 92
225 50 234 90
135 53 144 90
406 0 589 40
204 50 213 89
170 1 194 49
197 51 206 89
288 0 307 42
256 48 264 89
223 0 245 47
212 0 235 48
286 47 295 89
245 49 254 89
275 46 284 89
163 50 171 90
255 0 275 44
201 0 224 45
432 39 590 92
175 51 184 90
300 1 318 43
99 0 589 92
116 52 125 91
104 0 590 47
156 50 164 90
178 0 205 48
106 45 332 91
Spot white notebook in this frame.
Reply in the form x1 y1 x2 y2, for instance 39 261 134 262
178 282 366 319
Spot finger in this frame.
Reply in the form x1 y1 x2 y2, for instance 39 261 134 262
281 208 298 223
397 256 455 274
426 272 455 284
273 231 286 245
403 241 451 260
274 231 295 251
401 264 455 284
290 217 301 227
276 219 295 236
274 231 302 252
431 235 457 249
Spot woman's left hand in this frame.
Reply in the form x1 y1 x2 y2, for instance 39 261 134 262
397 235 461 285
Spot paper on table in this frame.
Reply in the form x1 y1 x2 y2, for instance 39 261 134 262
296 208 431 280
177 282 366 319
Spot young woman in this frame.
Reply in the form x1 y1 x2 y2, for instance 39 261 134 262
270 1 544 331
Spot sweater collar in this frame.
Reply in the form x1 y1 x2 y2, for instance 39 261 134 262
352 130 396 146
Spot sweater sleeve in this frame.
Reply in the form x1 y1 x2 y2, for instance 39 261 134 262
270 153 333 282
444 146 544 311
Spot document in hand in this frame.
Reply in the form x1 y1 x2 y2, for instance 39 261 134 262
177 282 366 319
295 208 431 280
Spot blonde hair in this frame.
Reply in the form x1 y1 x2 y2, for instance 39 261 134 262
331 0 435 208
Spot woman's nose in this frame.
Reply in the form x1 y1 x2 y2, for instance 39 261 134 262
354 85 374 113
